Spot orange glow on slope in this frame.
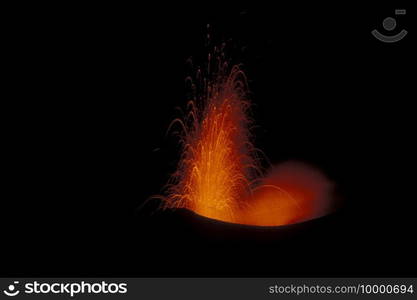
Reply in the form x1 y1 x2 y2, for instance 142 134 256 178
162 52 334 226
237 162 334 226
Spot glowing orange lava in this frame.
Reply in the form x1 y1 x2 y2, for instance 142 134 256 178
162 51 334 226
164 64 258 222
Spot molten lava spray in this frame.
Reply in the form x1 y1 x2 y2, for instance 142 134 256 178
165 60 259 222
162 48 334 226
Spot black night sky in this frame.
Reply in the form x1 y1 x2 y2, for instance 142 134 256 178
2 3 414 277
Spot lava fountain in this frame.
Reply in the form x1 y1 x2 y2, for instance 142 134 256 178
160 47 334 226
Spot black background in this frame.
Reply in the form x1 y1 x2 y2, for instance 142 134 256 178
2 3 415 277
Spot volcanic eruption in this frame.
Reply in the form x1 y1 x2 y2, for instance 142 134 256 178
158 44 334 226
